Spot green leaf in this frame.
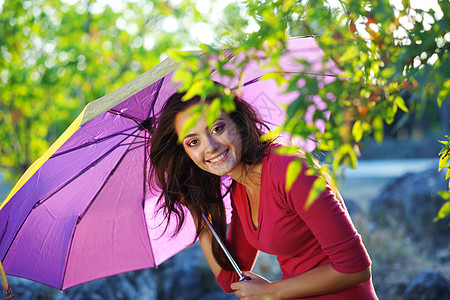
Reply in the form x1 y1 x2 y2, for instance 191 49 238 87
352 120 363 143
276 145 301 156
438 136 450 147
434 201 450 221
178 106 203 143
333 143 358 171
395 95 409 113
438 155 449 172
182 80 206 101
340 45 359 63
260 72 288 86
167 48 184 61
380 66 395 79
437 79 450 107
206 98 221 128
304 152 317 171
346 144 358 169
304 176 326 210
285 159 302 192
372 117 384 144
437 191 450 200
385 103 398 125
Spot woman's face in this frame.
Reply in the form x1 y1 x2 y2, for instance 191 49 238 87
175 105 243 178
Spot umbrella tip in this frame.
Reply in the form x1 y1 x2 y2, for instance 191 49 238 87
1 261 14 299
2 286 14 299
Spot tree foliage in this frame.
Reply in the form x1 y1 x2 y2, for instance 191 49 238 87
0 0 205 181
1 0 449 219
171 0 450 219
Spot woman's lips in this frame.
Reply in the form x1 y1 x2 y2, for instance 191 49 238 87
207 149 229 164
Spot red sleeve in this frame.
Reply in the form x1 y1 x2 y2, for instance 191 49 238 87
215 194 259 293
275 155 371 274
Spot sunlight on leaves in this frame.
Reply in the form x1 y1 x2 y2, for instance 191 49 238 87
178 104 204 143
304 176 326 210
285 159 302 192
206 98 221 128
434 200 450 221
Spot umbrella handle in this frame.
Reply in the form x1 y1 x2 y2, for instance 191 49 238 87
0 261 14 299
201 212 251 282
239 276 252 281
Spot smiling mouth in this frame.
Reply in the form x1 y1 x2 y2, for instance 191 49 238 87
207 149 229 164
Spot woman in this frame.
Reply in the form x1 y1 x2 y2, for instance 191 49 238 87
149 92 378 299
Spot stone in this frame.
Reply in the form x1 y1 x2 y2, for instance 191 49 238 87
403 270 450 300
369 168 450 252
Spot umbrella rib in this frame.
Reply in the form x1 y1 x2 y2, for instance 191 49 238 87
108 109 143 125
120 133 146 139
141 128 156 264
75 129 145 222
146 77 165 120
142 129 148 208
120 139 147 152
107 109 156 134
52 126 141 158
127 142 147 152
242 72 338 88
34 128 141 209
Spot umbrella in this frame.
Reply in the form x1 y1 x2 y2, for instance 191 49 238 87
0 36 341 291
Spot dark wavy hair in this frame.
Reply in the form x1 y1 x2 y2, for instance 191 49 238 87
148 91 273 270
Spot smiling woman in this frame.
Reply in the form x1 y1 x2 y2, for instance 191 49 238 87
148 92 378 299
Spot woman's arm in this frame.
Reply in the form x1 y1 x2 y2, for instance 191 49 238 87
198 228 222 277
231 264 371 299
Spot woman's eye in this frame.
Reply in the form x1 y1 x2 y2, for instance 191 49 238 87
187 139 198 147
211 123 225 134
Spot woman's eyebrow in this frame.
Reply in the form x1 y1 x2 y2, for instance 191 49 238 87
205 118 226 132
182 133 197 141
208 118 226 128
181 117 227 141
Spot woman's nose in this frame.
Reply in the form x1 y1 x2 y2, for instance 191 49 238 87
204 135 220 153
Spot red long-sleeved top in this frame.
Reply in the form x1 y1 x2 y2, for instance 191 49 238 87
216 145 378 299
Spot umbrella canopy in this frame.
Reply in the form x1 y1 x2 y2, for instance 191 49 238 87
0 36 341 290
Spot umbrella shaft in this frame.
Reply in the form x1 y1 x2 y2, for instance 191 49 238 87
201 212 245 280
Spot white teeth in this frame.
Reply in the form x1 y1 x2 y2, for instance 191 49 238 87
210 151 227 163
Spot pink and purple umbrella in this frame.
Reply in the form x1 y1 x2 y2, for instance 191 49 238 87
0 36 341 292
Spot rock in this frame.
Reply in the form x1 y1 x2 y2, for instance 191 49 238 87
58 269 158 300
437 249 450 264
154 243 221 300
369 168 450 252
403 270 450 300
199 291 238 300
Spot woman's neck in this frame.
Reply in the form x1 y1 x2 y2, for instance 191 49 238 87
229 162 262 192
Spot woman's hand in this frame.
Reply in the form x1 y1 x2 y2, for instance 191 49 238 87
230 271 281 300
